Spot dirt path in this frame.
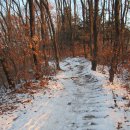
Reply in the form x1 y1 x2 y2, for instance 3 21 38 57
0 57 130 130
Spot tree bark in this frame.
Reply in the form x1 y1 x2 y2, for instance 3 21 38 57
88 0 93 56
109 0 120 82
40 1 49 67
28 0 38 66
41 0 60 69
91 0 99 71
0 59 15 89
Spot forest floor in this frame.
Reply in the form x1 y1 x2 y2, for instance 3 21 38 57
0 57 130 130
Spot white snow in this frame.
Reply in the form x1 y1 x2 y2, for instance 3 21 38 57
0 57 130 130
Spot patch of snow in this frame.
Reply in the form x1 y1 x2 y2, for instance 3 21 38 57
0 57 130 130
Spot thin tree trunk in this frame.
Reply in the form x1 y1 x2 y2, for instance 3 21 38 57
88 0 93 56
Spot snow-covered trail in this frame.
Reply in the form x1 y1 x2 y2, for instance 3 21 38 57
0 57 130 130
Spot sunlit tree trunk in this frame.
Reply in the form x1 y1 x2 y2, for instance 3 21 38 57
28 0 38 66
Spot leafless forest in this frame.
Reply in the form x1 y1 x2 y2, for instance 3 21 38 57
1 1 130 130
0 0 130 91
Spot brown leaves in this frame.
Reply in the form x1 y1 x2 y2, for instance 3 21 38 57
0 104 18 115
40 80 48 87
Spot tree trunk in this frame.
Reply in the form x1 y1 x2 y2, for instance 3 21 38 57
0 59 15 89
109 0 120 82
91 0 99 71
40 1 49 67
88 0 93 56
42 0 60 69
28 0 38 66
